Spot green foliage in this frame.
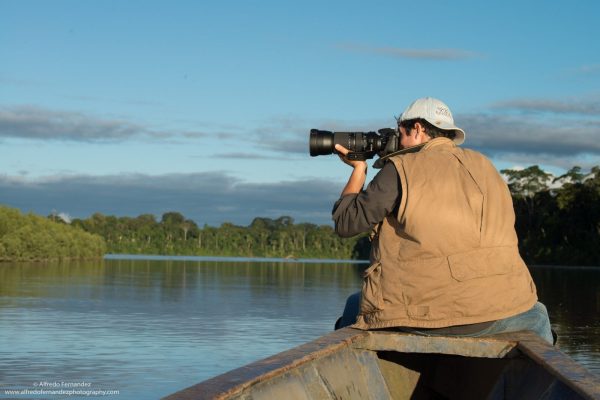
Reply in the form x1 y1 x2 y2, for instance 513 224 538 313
501 165 553 198
73 213 368 260
0 205 106 262
503 165 600 266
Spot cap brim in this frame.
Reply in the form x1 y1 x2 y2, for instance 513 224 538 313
436 121 465 145
453 129 465 145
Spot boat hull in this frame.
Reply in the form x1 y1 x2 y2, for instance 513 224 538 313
164 328 600 399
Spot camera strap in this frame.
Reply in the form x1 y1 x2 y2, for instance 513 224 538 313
380 143 427 159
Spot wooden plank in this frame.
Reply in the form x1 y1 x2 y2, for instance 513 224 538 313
353 330 518 358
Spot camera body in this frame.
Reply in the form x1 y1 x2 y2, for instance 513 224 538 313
309 128 398 161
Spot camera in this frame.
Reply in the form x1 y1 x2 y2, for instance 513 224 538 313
309 128 398 161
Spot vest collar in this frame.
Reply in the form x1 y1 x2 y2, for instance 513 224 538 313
422 137 456 151
377 137 456 166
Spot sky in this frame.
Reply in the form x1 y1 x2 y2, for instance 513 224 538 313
1 0 600 226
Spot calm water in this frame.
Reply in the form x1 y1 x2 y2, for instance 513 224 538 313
0 258 598 399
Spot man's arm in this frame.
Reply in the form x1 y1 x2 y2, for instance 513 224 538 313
335 144 368 196
332 145 401 237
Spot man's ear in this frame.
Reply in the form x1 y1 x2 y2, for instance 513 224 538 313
414 122 425 137
414 122 431 142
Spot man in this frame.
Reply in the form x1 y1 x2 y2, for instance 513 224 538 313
333 97 553 344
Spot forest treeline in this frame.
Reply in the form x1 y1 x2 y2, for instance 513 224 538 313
67 164 600 266
71 214 370 260
0 206 106 261
504 165 600 266
71 164 598 265
1 165 599 265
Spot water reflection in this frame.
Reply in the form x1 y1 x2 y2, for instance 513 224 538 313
530 266 600 373
0 259 365 399
0 260 597 400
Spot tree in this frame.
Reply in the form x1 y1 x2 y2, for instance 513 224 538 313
501 166 553 234
501 165 552 198
553 166 584 186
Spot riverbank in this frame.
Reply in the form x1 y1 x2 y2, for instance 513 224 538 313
0 205 106 262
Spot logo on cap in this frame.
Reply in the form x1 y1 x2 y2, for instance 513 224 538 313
435 106 451 118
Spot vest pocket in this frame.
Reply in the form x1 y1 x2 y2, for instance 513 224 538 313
360 262 384 314
447 247 515 281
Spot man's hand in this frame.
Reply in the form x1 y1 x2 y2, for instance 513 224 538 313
335 144 368 170
336 144 367 195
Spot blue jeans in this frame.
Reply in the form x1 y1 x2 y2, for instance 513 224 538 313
336 291 361 329
336 291 554 345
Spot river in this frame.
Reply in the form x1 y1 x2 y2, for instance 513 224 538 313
0 257 598 399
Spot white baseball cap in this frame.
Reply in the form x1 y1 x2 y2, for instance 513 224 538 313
398 97 465 145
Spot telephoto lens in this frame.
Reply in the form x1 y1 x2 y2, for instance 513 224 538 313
309 129 386 159
309 129 335 156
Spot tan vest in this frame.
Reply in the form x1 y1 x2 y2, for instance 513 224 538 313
354 138 537 329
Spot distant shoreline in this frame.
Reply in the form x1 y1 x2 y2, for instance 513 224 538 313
104 254 370 264
104 254 600 268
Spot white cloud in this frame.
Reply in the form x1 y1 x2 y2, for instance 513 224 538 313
337 43 480 60
460 113 600 156
571 64 600 75
0 105 227 142
0 105 144 141
492 98 600 116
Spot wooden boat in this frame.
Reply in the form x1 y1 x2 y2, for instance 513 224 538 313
163 327 600 400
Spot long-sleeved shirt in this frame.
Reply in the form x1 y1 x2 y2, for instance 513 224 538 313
332 161 401 237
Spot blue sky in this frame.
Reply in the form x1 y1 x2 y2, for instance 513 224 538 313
2 0 600 226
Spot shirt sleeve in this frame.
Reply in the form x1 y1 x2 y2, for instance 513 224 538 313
332 161 401 238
